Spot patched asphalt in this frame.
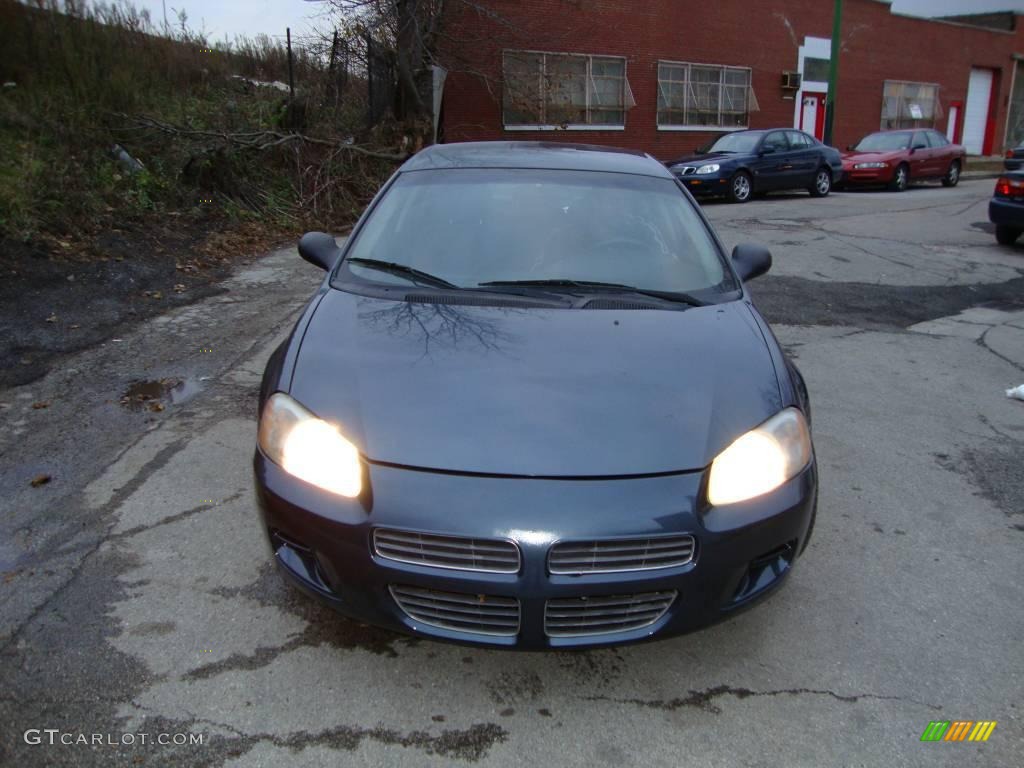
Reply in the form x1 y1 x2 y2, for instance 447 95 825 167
1 179 1022 767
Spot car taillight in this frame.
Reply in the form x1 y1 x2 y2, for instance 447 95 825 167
995 176 1024 197
1007 149 1016 158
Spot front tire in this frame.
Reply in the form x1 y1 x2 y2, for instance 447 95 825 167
809 167 832 197
728 171 753 203
941 160 961 187
889 163 909 192
995 225 1021 245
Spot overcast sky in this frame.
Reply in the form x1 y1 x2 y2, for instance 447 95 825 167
130 0 1024 40
133 0 328 41
892 0 1024 14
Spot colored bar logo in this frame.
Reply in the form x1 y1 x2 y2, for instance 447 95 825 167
921 721 997 742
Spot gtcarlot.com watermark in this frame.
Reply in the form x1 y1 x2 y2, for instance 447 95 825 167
24 729 205 747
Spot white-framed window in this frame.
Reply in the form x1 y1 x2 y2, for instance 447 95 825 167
881 80 941 130
657 61 757 130
502 50 634 130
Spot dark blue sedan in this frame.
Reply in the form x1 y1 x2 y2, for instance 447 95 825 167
667 129 843 203
990 172 1024 245
254 141 818 648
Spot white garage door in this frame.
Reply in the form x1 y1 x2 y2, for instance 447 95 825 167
963 68 993 155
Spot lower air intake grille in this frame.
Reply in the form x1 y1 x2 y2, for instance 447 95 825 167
373 528 520 573
390 585 520 637
548 535 696 574
545 591 677 637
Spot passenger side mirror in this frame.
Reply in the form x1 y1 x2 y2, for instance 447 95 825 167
846 144 856 151
760 146 776 155
732 243 772 282
297 231 341 271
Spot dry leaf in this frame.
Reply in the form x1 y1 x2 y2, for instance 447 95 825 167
30 474 51 487
45 313 57 323
148 402 165 412
31 401 49 409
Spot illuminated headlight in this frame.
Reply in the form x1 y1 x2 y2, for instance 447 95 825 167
707 408 812 506
696 163 721 175
258 392 362 497
853 162 888 169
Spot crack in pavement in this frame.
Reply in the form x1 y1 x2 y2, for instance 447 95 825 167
584 684 943 715
108 491 245 542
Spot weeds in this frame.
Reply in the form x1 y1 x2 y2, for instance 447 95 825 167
0 0 402 250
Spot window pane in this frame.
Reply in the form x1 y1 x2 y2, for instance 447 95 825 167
503 52 541 124
591 57 624 78
804 57 830 82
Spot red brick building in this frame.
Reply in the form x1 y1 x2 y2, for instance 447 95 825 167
436 0 1024 159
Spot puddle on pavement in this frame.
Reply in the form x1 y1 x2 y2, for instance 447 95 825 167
120 377 204 411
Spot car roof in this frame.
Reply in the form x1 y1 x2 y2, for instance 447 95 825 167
400 141 675 179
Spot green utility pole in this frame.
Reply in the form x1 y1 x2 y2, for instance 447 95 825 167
823 0 843 146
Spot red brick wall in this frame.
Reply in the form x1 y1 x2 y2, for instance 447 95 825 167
438 0 1022 158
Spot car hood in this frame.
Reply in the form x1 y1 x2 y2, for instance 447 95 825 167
841 150 902 164
669 152 743 168
289 290 782 476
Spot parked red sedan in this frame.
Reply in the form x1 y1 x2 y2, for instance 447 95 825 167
841 129 965 191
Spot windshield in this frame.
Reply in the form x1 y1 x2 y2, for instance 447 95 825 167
855 132 911 151
707 132 762 154
336 169 734 297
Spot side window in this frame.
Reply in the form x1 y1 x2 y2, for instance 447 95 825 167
927 131 948 148
763 131 790 152
786 131 808 148
912 131 929 149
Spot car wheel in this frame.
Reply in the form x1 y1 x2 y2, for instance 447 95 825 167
889 163 909 192
995 225 1021 245
941 160 961 187
728 171 753 203
809 167 832 197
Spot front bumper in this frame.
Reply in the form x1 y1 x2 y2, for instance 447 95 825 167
841 165 895 184
254 452 817 649
989 197 1024 227
675 173 730 196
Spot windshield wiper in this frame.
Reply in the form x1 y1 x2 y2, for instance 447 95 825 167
346 258 456 289
478 279 707 307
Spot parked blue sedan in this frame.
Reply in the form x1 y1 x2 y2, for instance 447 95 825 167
666 129 844 203
255 142 818 649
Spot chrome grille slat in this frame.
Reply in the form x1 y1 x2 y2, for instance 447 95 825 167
545 591 676 638
548 536 695 574
390 585 520 637
373 529 520 574
377 532 516 554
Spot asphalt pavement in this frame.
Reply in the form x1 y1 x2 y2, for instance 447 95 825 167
1 179 1022 767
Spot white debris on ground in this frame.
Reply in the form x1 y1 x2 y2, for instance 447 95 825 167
229 74 291 92
1007 385 1024 401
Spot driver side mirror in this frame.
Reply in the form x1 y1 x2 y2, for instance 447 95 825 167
732 243 772 282
297 231 341 271
912 143 927 152
759 146 776 156
846 144 856 151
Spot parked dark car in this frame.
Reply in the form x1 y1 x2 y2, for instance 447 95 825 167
255 141 817 649
665 129 843 203
841 129 965 191
1004 146 1024 171
989 172 1024 245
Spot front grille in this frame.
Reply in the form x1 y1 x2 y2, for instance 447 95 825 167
373 528 520 574
545 591 677 637
390 585 520 637
548 535 695 574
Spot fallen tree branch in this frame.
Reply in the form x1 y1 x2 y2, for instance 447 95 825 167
117 113 410 162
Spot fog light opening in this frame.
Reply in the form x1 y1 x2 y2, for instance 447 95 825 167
731 540 797 604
